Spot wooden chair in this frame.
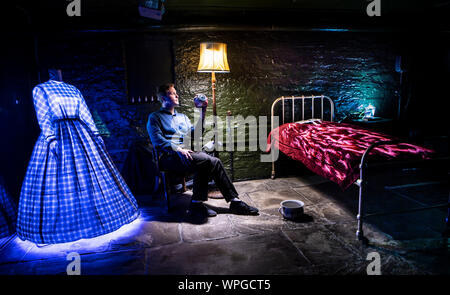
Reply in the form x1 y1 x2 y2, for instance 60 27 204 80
153 148 187 211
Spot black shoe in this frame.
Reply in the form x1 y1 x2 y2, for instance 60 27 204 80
188 202 217 217
229 200 259 215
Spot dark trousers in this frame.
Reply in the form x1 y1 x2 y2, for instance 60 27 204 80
159 151 239 202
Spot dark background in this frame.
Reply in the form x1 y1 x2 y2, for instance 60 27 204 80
1 0 449 202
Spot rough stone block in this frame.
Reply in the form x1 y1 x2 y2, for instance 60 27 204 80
144 232 311 275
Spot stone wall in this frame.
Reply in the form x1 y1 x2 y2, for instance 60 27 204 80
38 30 400 180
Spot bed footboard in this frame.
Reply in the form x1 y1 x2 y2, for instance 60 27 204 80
356 140 398 240
356 141 449 241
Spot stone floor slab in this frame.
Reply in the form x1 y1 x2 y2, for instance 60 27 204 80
308 201 356 226
228 212 285 235
109 221 181 250
281 226 358 267
145 232 310 275
181 214 238 242
233 179 270 195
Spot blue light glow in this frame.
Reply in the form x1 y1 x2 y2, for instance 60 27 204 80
7 211 145 259
312 28 350 32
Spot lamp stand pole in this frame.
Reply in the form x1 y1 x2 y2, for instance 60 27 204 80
211 71 219 155
211 71 216 117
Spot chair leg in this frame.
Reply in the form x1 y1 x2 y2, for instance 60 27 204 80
161 171 170 211
181 177 187 193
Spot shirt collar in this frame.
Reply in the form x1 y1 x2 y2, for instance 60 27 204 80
160 107 178 116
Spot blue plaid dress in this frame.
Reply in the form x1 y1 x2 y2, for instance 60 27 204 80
17 80 138 244
0 176 17 239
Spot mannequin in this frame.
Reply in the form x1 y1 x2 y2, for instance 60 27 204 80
17 69 139 244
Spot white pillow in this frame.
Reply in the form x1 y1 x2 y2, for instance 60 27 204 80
294 118 322 125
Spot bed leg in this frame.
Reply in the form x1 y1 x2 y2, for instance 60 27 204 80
271 162 276 179
356 179 365 241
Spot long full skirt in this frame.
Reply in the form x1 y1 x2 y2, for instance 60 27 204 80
0 177 17 239
17 119 139 244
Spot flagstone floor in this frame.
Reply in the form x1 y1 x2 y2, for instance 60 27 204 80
0 175 448 275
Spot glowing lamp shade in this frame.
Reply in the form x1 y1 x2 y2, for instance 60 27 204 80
197 42 230 73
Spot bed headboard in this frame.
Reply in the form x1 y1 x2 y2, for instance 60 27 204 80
270 95 335 130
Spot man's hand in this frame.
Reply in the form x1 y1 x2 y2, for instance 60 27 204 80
177 147 193 161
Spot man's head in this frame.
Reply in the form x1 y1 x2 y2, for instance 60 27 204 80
157 83 179 108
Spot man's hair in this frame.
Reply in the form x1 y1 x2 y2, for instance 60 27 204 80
157 83 175 103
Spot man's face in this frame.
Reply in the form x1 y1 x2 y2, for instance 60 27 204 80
164 86 179 107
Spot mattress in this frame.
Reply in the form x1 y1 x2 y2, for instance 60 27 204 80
267 121 434 189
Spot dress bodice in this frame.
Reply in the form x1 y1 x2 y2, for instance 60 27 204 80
32 80 99 140
38 80 83 120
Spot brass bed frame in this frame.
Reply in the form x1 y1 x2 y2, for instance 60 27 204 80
269 95 450 241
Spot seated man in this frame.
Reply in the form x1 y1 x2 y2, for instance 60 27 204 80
147 83 259 218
